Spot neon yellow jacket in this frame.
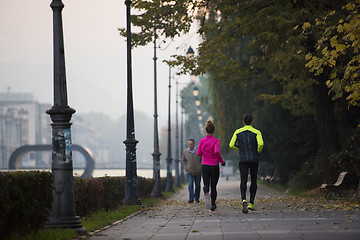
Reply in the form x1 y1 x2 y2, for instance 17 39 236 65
229 125 264 162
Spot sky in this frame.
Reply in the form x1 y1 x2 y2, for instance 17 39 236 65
0 0 200 127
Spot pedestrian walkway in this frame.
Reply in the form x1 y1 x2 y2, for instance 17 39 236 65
85 176 360 240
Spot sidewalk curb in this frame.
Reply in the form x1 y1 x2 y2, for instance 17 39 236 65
76 208 144 239
79 186 187 239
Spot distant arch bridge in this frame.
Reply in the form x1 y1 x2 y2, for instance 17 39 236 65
8 144 95 178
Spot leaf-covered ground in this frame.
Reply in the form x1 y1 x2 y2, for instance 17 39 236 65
146 182 360 218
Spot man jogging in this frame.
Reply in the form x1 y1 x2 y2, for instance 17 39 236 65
229 113 264 213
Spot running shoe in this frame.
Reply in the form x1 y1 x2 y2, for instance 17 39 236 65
242 199 248 214
210 204 217 213
247 203 256 211
204 193 211 208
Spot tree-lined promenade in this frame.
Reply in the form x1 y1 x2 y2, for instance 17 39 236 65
2 0 360 239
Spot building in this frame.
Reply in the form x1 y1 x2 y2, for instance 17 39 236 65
0 91 110 170
0 92 51 168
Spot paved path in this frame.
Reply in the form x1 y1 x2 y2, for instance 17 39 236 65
85 176 360 240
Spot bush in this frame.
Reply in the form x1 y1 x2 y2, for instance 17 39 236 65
74 176 154 216
330 128 360 185
74 177 105 216
0 171 53 238
1 172 155 238
288 157 323 190
138 177 154 197
100 176 125 211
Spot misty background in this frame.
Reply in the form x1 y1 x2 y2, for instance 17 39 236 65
0 0 201 169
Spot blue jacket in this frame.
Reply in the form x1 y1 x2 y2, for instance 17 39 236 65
229 125 264 162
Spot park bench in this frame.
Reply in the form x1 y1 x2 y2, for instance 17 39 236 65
321 171 348 198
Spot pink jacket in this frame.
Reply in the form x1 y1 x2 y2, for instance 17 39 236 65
197 135 225 166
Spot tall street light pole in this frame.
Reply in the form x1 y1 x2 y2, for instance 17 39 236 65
45 0 86 233
174 80 180 187
180 103 185 183
151 30 163 197
0 107 7 169
123 0 141 205
165 66 174 192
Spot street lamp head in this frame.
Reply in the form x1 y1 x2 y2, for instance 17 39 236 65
186 46 195 59
190 74 196 83
196 109 201 115
198 115 203 121
193 86 199 97
195 97 200 107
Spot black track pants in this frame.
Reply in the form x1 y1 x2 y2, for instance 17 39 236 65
202 164 220 206
239 162 259 204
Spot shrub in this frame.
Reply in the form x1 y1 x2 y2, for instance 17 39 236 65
0 171 53 238
288 157 323 190
1 172 155 238
74 176 154 216
138 177 154 198
101 176 125 211
329 129 360 188
74 177 105 216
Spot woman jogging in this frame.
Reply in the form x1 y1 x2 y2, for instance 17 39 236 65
197 120 225 212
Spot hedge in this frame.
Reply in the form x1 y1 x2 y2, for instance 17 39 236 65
0 171 155 239
74 176 155 216
0 171 53 238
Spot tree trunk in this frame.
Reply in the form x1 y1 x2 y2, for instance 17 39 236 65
312 79 340 183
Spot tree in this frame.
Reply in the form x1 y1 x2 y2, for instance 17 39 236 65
170 0 349 183
305 1 360 107
118 0 193 47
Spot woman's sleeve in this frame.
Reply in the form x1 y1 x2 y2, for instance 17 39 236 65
215 152 225 164
214 141 225 164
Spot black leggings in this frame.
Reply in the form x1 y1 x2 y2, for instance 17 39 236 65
239 162 259 204
202 164 220 206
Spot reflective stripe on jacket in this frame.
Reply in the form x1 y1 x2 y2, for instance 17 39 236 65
229 125 264 162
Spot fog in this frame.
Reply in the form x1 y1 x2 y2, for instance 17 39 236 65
0 0 199 128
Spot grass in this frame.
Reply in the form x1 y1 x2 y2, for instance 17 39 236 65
258 179 287 192
15 185 183 240
82 198 157 232
9 229 77 240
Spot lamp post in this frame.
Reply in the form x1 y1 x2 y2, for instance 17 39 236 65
123 0 141 205
150 30 164 196
174 79 180 187
193 86 199 97
186 46 194 59
180 102 186 183
45 0 86 233
165 66 174 192
195 96 201 107
0 107 7 169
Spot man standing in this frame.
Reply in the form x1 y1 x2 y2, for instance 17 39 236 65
182 139 202 203
229 113 264 213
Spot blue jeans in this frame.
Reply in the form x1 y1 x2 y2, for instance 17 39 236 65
187 173 201 202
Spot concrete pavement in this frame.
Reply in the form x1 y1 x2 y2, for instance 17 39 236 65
85 176 360 240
